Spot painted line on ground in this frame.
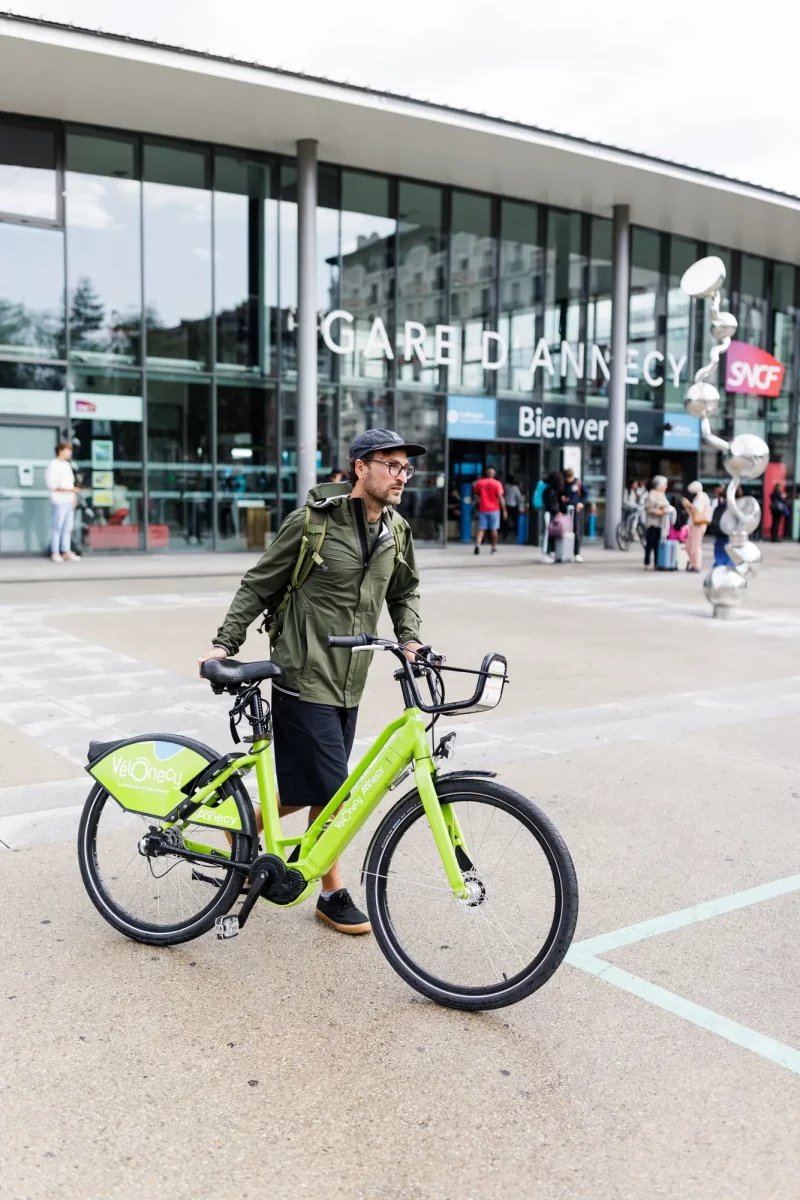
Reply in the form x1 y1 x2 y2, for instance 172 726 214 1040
566 873 800 1077
566 953 800 1076
570 872 800 957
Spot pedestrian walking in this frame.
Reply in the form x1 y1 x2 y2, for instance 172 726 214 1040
563 469 588 562
472 466 506 555
540 471 563 564
682 480 711 573
200 428 425 935
643 475 670 569
708 486 740 567
503 475 521 542
44 441 81 563
770 482 788 542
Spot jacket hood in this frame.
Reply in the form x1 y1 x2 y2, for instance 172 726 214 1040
306 481 352 508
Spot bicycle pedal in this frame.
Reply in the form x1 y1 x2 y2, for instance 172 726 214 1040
215 914 240 940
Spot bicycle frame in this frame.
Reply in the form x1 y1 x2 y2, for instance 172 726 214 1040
180 704 470 902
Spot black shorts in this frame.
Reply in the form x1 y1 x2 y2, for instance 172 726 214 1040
271 687 358 810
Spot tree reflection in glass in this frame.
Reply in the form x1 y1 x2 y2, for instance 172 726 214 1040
0 223 64 359
67 130 142 365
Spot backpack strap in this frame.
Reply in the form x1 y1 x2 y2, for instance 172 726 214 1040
290 504 328 590
384 508 406 566
266 505 328 639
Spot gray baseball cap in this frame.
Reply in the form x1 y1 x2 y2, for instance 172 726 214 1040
348 428 426 460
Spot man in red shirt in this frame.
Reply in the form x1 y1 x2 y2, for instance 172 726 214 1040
472 467 507 555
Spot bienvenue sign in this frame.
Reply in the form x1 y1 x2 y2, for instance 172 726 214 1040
447 397 700 450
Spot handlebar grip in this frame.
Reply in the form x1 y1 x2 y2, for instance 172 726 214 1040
325 634 371 649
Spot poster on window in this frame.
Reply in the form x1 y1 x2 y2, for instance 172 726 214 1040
91 440 114 468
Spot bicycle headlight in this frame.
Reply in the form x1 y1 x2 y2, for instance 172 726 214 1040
472 654 507 712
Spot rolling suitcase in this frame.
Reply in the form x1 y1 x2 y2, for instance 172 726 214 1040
554 532 575 562
552 505 575 563
657 539 677 571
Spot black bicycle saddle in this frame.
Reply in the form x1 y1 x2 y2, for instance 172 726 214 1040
200 658 282 689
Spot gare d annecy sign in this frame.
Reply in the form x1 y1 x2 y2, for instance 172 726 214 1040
320 310 685 387
320 312 783 397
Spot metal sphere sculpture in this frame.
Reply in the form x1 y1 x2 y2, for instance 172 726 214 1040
680 257 769 619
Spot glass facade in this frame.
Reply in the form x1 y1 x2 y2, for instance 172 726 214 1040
1 110 799 554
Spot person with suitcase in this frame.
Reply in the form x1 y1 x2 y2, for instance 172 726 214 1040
540 471 563 564
643 475 671 569
551 506 575 563
563 469 588 562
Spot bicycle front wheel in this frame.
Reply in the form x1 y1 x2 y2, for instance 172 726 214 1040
616 520 632 551
365 778 578 1010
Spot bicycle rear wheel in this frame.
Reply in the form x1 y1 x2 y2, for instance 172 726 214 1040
365 777 578 1010
78 784 254 946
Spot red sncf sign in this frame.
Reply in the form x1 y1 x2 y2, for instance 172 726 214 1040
725 341 785 398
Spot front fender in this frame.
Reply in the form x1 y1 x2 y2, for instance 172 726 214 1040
359 769 497 885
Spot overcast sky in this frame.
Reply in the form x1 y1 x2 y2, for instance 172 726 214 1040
7 0 800 195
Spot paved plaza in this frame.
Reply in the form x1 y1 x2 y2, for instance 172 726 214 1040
1 541 799 1199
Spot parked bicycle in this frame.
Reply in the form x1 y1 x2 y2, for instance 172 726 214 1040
78 638 578 1011
616 502 646 551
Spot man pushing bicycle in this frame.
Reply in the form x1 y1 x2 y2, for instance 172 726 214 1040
199 430 425 935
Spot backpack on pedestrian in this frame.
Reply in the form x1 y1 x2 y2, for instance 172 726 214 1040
261 498 405 643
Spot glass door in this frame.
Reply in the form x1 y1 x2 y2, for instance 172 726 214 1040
0 424 60 554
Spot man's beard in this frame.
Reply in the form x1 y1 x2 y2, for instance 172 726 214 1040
364 472 402 509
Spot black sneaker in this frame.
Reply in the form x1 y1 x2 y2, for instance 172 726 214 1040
474 545 480 555
315 888 372 935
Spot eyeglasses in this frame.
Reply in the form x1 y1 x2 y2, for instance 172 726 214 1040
370 458 416 480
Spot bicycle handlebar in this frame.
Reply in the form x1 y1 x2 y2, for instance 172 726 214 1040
324 634 372 649
323 633 507 715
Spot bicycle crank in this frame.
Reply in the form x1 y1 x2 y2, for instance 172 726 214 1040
215 853 307 939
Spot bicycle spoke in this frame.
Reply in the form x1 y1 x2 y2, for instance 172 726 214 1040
90 793 240 930
373 792 565 993
364 869 454 894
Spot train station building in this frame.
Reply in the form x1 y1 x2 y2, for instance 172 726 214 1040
0 12 798 553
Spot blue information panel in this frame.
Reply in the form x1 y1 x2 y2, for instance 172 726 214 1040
446 396 497 440
662 414 700 450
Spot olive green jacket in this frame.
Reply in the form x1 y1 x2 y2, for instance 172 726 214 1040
213 483 421 707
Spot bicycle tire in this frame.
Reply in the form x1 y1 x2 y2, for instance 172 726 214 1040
78 783 255 946
365 777 578 1010
616 520 632 551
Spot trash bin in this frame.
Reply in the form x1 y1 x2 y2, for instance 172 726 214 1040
246 505 270 550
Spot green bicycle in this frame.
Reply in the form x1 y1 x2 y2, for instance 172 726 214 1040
78 637 578 1010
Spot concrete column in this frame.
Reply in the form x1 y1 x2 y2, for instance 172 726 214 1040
296 138 318 505
604 203 631 549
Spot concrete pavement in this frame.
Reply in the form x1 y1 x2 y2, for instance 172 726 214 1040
1 541 799 1198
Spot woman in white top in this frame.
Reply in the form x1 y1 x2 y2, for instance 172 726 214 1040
44 441 80 563
681 480 711 573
